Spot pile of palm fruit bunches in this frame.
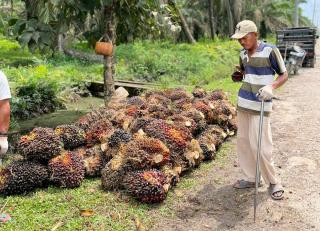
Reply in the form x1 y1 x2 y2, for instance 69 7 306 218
0 87 237 203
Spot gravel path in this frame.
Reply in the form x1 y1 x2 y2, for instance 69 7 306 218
151 41 320 231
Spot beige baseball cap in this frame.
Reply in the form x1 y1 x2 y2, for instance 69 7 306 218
231 20 257 39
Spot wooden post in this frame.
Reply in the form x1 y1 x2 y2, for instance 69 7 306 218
103 3 117 106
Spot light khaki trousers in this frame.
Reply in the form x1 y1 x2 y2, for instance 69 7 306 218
236 110 279 185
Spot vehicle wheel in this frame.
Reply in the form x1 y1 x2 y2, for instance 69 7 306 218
310 58 315 68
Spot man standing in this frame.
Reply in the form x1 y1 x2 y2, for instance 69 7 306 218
0 70 11 164
231 20 288 200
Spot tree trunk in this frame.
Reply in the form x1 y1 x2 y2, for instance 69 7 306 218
103 3 117 106
10 0 13 16
169 0 196 44
57 33 64 53
208 0 215 39
232 0 242 24
225 0 234 36
24 0 33 19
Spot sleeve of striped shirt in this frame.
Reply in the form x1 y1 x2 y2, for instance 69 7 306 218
269 47 287 75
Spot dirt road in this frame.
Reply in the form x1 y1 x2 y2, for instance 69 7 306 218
151 42 320 231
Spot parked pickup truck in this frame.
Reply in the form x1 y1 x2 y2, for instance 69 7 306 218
276 27 318 68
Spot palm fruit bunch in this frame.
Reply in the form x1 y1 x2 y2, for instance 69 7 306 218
192 86 207 98
206 89 228 101
171 97 193 112
55 125 86 150
121 137 170 169
160 164 181 187
126 96 147 109
145 92 170 107
0 161 49 195
145 90 165 98
197 133 217 161
183 139 204 168
125 105 142 117
48 151 85 188
207 125 228 145
217 100 237 132
122 169 169 203
144 119 192 155
75 108 116 132
108 129 132 148
17 127 63 162
147 103 173 119
129 117 152 133
181 108 205 122
85 119 115 146
166 88 193 111
181 109 208 136
100 141 123 161
204 99 236 133
167 115 197 135
163 88 190 101
226 117 237 133
101 154 130 191
209 99 235 118
197 125 227 160
192 99 215 123
111 109 135 130
145 92 173 119
73 145 105 177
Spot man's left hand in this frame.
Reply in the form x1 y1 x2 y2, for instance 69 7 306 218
257 85 274 101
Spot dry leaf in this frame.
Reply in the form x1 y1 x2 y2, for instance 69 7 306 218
51 221 63 231
110 212 121 220
65 194 73 202
87 188 96 193
174 189 183 197
80 209 94 217
133 216 145 231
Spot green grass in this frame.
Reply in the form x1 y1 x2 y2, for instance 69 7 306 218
0 35 244 230
0 142 235 231
1 36 242 94
0 36 40 67
0 179 153 231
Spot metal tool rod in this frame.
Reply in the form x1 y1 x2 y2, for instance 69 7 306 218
254 100 265 222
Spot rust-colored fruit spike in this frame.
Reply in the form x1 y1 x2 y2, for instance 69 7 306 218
122 169 168 203
17 127 63 162
49 151 85 188
0 161 49 195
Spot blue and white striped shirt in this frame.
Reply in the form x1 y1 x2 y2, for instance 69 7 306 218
237 42 286 115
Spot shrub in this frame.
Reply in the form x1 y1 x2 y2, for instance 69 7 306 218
10 81 63 120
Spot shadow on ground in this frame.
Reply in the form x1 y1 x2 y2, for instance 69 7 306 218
174 183 268 230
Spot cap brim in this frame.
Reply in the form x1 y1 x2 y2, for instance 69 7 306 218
231 32 248 39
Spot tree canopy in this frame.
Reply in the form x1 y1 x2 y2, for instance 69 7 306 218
3 0 312 53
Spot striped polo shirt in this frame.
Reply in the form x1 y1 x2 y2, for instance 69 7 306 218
238 41 286 115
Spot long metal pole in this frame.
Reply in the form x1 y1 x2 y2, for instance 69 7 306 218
254 100 264 222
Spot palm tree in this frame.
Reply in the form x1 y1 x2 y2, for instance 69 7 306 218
243 0 310 35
